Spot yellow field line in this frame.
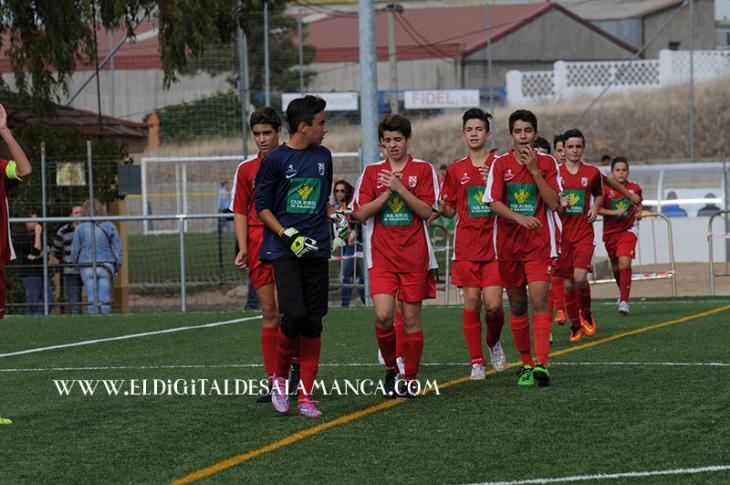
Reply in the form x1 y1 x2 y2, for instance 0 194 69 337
169 303 730 484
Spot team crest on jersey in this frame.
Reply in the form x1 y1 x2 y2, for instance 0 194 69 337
318 163 325 176
408 175 417 188
608 190 615 198
581 177 588 187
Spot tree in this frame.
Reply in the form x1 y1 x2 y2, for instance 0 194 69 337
0 1 312 110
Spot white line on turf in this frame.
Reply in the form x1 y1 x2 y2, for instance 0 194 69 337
1 361 727 373
0 316 262 359
462 464 730 485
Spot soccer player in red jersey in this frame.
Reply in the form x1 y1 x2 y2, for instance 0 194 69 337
439 108 506 380
231 107 286 403
0 103 32 319
483 110 561 387
353 114 439 399
557 129 603 343
599 157 642 315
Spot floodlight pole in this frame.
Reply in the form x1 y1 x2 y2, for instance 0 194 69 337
237 0 249 156
486 4 496 149
689 0 696 163
264 1 271 106
386 3 403 113
359 0 379 306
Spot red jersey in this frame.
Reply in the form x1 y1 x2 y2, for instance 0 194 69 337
558 162 603 244
353 156 438 272
601 179 642 238
441 154 496 261
483 151 561 261
0 159 21 267
231 154 264 227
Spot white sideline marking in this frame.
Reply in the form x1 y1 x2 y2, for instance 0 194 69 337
1 360 727 373
0 316 262 358
462 465 730 484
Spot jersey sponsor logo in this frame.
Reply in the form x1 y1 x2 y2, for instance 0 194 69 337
381 193 413 226
408 175 417 188
466 186 493 217
507 183 537 216
564 189 585 215
286 178 321 214
285 164 297 179
611 198 630 219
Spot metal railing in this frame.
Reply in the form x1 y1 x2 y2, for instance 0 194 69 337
591 212 677 296
708 210 730 296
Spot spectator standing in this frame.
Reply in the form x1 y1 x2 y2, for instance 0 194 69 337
14 212 55 315
52 203 83 314
332 179 364 307
218 180 233 232
72 199 123 314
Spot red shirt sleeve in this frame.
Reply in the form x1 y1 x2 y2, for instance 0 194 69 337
442 165 458 209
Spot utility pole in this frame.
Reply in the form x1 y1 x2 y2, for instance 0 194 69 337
386 3 403 113
264 0 270 106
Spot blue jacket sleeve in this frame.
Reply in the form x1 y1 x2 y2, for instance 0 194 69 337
254 157 277 215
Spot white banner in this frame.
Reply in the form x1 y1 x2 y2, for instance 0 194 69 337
404 89 480 109
281 92 359 111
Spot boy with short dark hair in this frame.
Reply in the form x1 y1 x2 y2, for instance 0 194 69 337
353 114 438 398
439 108 506 380
557 128 603 342
483 109 561 387
255 95 346 418
232 106 285 403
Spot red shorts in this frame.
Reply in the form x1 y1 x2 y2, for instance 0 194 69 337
451 259 501 288
498 259 552 289
557 240 594 277
248 226 275 289
369 267 433 303
604 232 638 261
426 270 436 299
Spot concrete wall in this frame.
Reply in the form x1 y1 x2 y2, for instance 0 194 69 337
0 70 233 123
642 0 716 58
307 57 462 92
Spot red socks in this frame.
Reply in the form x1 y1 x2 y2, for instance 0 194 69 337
274 329 298 377
485 309 504 349
564 289 581 325
375 325 398 370
551 275 565 312
261 326 279 377
509 314 534 366
619 268 632 302
394 309 405 358
533 313 551 365
463 309 485 365
298 336 321 400
577 283 592 317
403 330 424 381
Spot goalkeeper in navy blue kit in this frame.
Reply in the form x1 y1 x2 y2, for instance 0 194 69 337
255 95 347 418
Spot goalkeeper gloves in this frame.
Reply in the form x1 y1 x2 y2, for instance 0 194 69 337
279 227 318 258
330 212 350 241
